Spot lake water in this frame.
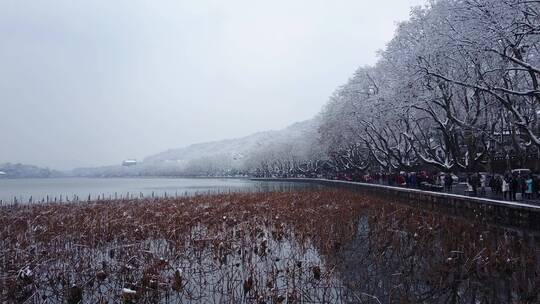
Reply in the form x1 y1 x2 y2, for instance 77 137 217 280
0 177 315 203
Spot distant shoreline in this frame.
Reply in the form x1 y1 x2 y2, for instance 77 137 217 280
0 177 311 205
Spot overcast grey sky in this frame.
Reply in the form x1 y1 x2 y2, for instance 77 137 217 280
0 0 425 170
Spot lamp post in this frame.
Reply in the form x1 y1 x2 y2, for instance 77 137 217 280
489 149 494 175
488 139 495 175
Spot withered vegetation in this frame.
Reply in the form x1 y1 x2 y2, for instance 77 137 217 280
1 190 538 303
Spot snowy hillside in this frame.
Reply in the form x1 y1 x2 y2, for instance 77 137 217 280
72 119 322 177
145 120 317 164
0 163 63 178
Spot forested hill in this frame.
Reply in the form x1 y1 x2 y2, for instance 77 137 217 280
0 163 63 178
71 119 323 177
144 119 320 164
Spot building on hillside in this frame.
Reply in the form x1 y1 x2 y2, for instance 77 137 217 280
122 159 137 166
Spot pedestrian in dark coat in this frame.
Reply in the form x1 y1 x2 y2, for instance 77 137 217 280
511 175 520 201
444 174 453 192
520 174 527 199
494 175 503 195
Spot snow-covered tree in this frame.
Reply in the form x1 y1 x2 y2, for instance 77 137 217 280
317 0 540 173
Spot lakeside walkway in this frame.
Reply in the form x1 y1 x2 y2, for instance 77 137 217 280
443 182 540 206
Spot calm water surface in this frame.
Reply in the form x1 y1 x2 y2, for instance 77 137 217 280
0 177 315 203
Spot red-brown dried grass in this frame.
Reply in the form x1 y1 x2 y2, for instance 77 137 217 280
0 189 538 303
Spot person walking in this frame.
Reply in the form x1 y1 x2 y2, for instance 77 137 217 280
520 174 527 200
494 175 503 196
410 172 417 188
511 174 519 201
469 173 479 196
526 175 533 200
480 173 487 196
502 175 510 200
444 173 453 192
489 176 496 195
406 173 412 188
396 173 405 186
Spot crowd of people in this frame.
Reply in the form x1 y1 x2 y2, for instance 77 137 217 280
334 171 448 190
332 170 540 202
488 173 539 201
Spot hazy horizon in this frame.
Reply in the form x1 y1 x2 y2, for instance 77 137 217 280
1 0 425 170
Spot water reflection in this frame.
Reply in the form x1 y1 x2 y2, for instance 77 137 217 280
0 178 322 204
1 190 537 303
335 207 539 303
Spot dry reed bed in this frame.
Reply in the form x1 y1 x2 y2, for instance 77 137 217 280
0 189 538 303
